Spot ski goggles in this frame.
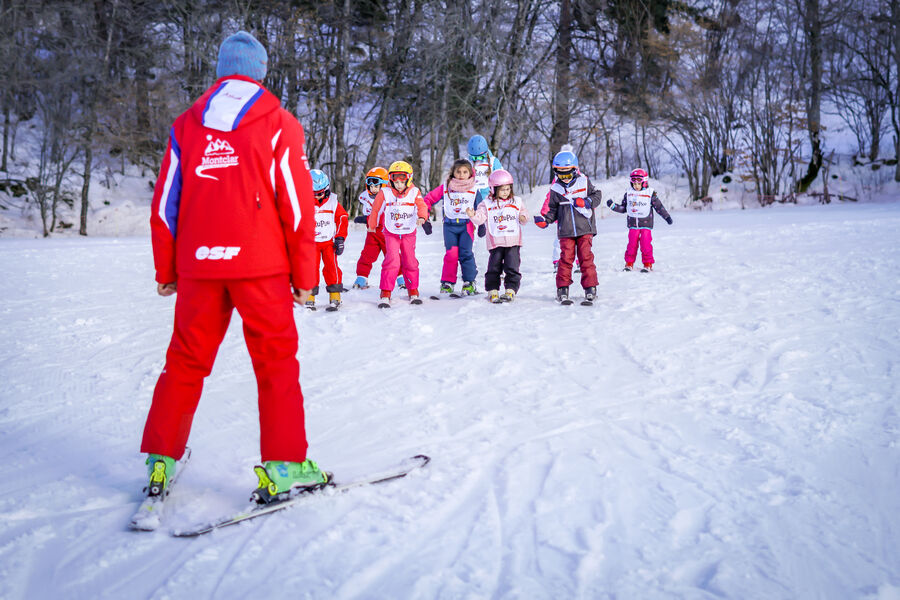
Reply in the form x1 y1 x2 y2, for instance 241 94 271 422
470 153 488 162
366 176 384 188
313 189 329 200
389 172 410 183
554 167 576 182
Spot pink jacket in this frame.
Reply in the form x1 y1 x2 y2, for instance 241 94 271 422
469 195 529 250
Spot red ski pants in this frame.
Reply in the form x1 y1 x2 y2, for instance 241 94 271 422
141 275 308 463
355 229 386 278
314 240 343 294
556 235 598 289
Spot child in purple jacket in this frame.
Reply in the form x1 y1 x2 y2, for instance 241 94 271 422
606 168 673 272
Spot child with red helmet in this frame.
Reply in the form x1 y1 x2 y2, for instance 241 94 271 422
606 168 673 272
366 161 429 307
308 169 349 310
466 169 529 303
351 166 389 290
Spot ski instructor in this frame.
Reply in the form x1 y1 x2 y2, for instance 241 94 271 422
141 31 329 504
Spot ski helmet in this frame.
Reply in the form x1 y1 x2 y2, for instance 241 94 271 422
388 161 413 187
487 169 514 188
365 166 388 188
467 135 489 159
311 169 330 193
630 168 649 189
552 151 578 169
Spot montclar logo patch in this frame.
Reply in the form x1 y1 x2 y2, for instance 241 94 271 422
195 135 239 180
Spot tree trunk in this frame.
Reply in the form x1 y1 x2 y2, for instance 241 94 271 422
797 0 823 193
333 0 351 209
80 125 93 236
549 0 571 160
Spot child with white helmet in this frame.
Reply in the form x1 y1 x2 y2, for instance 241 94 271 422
366 160 429 307
606 168 673 272
466 169 529 303
308 169 349 310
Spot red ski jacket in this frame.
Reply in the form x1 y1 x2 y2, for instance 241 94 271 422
150 75 317 290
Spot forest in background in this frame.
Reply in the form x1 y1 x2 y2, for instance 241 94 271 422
1 0 898 235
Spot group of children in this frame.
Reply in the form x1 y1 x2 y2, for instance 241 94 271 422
305 135 673 309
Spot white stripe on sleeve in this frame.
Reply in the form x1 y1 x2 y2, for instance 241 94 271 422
279 147 301 231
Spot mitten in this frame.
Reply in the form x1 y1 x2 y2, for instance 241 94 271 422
333 236 345 255
477 224 487 237
606 199 613 208
422 220 433 235
575 197 591 209
353 215 367 224
533 215 548 229
666 216 673 225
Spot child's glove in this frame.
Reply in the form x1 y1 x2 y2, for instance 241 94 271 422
533 215 548 229
333 236 345 255
477 224 486 237
606 199 613 208
666 216 673 225
353 215 367 224
422 220 433 235
575 197 591 209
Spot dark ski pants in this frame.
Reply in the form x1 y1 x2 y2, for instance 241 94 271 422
485 245 522 292
141 275 308 463
556 235 598 289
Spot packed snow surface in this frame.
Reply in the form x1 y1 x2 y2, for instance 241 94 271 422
0 203 898 599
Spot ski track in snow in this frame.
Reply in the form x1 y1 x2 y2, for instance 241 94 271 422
1 204 899 599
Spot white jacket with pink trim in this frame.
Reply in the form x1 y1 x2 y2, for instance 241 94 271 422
469 195 529 250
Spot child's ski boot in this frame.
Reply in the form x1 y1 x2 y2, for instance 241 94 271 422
557 286 573 305
145 454 176 498
326 292 342 312
251 459 330 505
409 289 423 305
352 276 368 289
378 291 391 309
582 286 596 306
397 275 406 289
502 289 516 302
304 295 316 311
439 282 453 295
488 290 501 304
461 281 477 296
623 262 634 272
641 263 653 273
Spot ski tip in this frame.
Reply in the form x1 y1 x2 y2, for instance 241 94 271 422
410 454 431 467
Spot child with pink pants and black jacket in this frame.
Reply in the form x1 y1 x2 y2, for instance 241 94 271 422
606 168 673 272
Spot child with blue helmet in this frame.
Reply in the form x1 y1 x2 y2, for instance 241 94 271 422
539 150 602 304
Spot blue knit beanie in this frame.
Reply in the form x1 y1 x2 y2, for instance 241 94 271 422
216 31 267 82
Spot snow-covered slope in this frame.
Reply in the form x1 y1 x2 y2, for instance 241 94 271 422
0 203 898 599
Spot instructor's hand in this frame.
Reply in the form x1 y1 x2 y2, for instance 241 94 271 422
157 282 177 296
292 288 312 305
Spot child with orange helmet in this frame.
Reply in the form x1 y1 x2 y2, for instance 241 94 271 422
352 167 389 289
366 161 430 307
606 168 673 272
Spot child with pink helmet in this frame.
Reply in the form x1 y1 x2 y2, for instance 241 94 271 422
606 168 673 272
466 169 530 303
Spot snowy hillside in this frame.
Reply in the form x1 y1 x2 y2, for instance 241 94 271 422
0 202 899 599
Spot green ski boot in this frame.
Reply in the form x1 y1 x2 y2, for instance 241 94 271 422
252 459 330 504
145 454 176 497
461 281 477 296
